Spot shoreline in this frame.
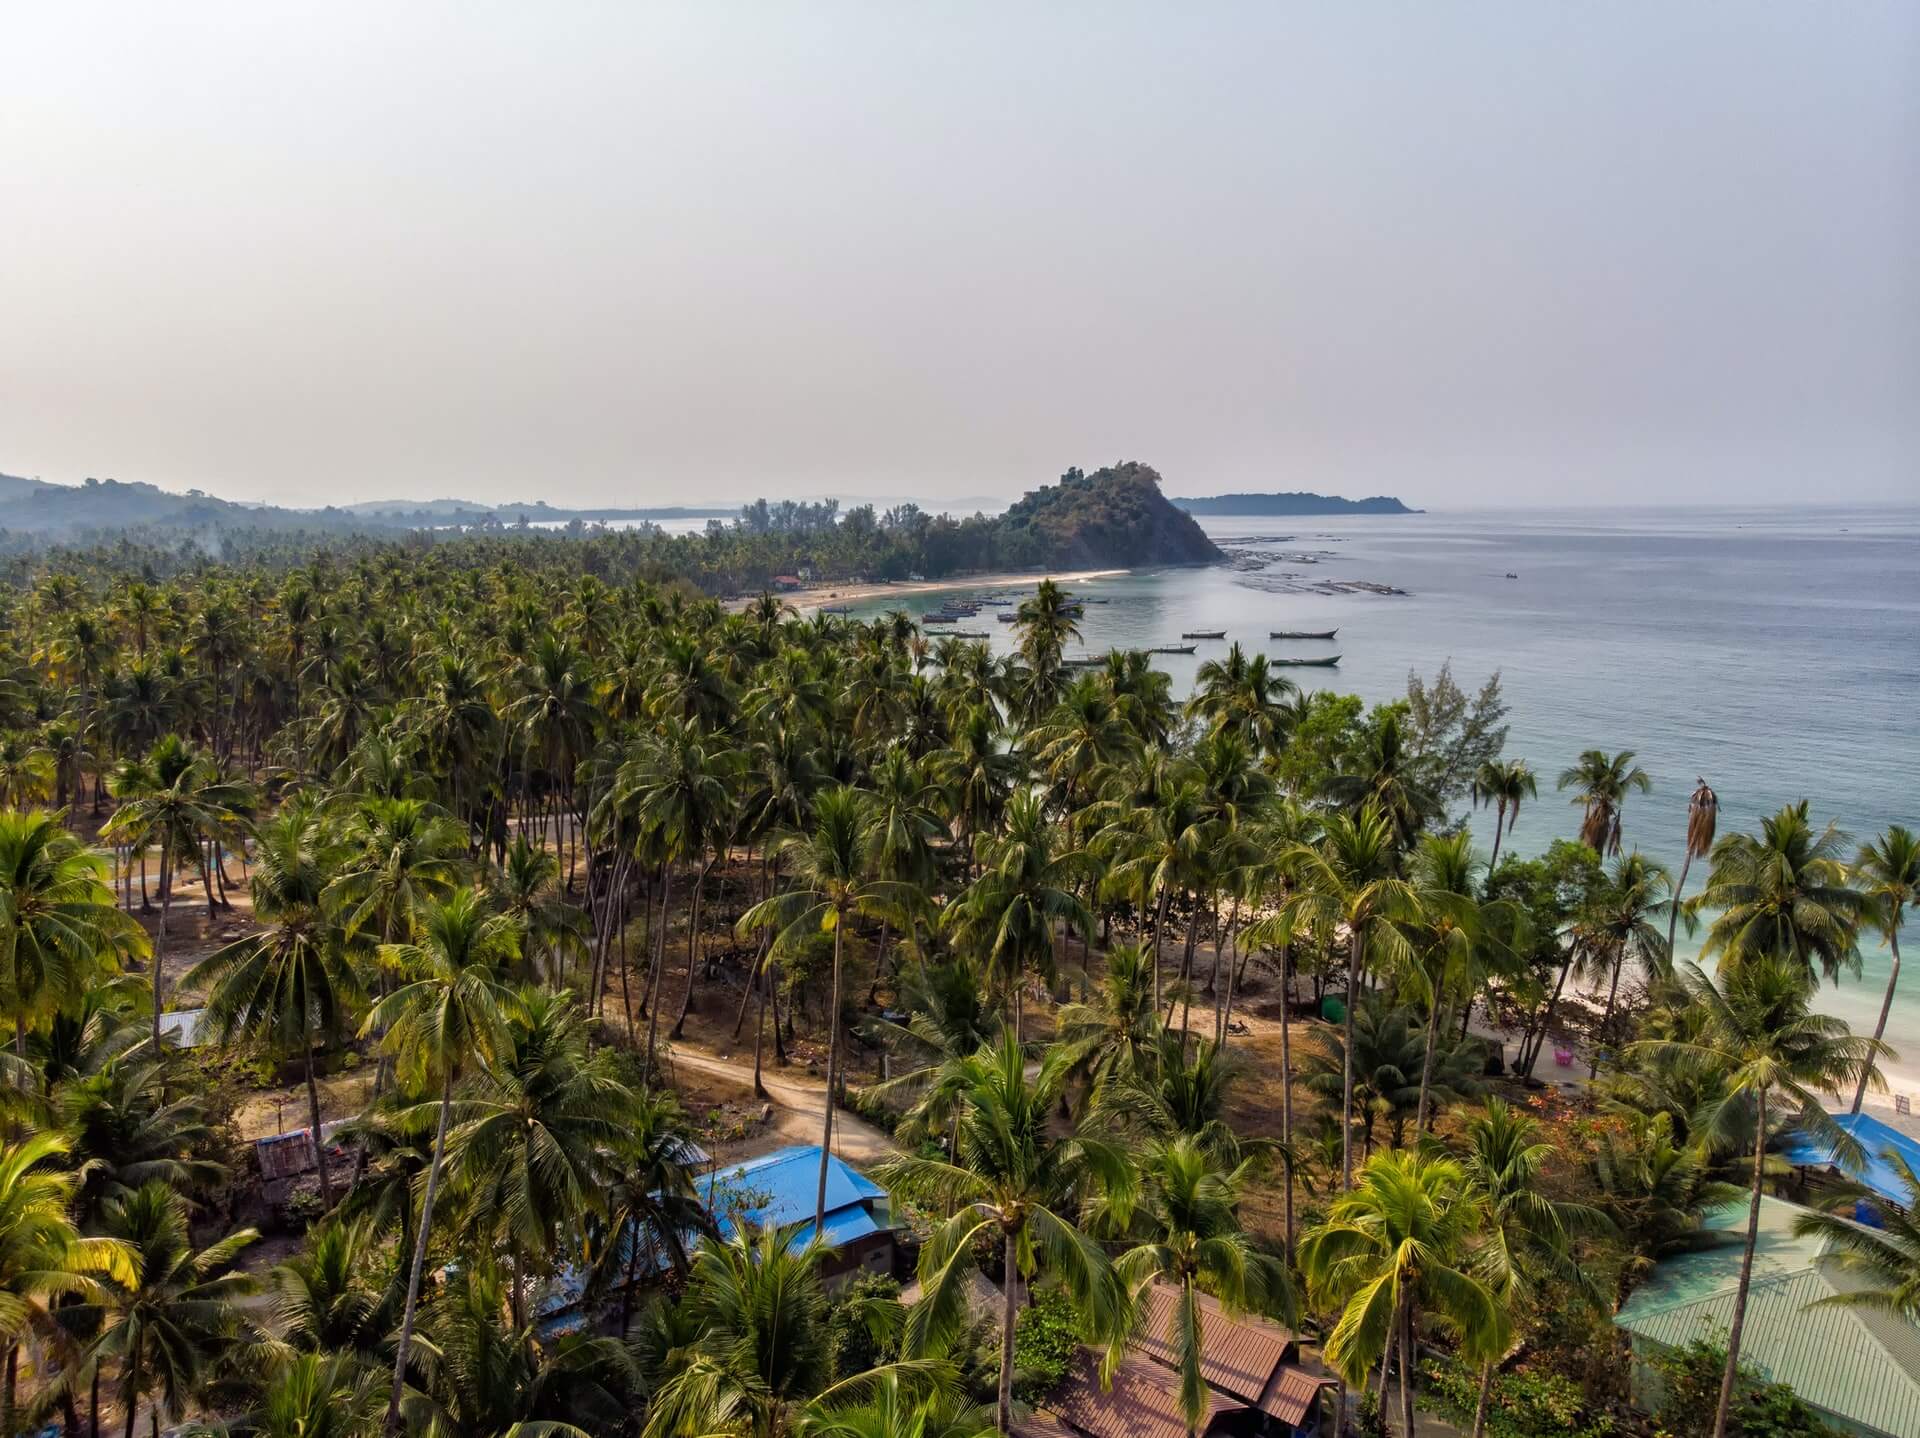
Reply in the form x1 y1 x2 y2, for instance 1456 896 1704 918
777 567 1128 614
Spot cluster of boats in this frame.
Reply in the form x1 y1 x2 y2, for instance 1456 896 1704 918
1166 625 1342 665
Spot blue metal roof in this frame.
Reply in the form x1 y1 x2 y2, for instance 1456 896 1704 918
1780 1111 1920 1205
702 1145 887 1237
788 1205 882 1250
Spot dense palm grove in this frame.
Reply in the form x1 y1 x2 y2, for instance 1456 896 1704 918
0 540 1913 1438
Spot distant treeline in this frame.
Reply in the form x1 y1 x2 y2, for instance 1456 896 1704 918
1174 491 1419 516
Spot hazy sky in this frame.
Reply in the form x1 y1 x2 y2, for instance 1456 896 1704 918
4 4 1916 510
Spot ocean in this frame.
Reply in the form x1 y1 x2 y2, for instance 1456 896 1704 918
843 505 1920 1091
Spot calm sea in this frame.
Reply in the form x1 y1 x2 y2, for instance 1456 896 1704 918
847 505 1920 1076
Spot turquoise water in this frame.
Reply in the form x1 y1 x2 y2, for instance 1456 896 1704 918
850 505 1920 1065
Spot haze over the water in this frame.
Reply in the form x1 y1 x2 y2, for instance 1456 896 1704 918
3 4 1915 510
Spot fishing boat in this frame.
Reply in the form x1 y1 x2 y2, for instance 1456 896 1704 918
1272 654 1341 667
1063 656 1106 667
1180 629 1226 640
1148 644 1197 655
996 613 1018 623
1269 628 1337 640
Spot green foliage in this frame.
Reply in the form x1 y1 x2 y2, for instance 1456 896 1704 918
1646 1335 1842 1438
1011 1288 1081 1402
1419 1355 1615 1438
827 1272 902 1380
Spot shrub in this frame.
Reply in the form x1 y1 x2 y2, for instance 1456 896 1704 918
826 1272 901 1380
1645 1337 1842 1438
1011 1289 1081 1402
1419 1355 1615 1438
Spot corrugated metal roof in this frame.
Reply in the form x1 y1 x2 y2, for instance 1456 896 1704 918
1129 1284 1297 1406
1780 1111 1920 1207
702 1145 886 1236
788 1205 881 1250
1261 1366 1335 1428
1044 1352 1240 1438
1615 1196 1920 1438
1011 1410 1081 1438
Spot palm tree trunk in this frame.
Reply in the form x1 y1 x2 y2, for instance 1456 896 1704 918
1398 1300 1418 1438
304 1024 335 1210
1471 1360 1493 1438
386 1070 454 1436
1591 950 1625 1080
1414 975 1445 1134
1487 805 1505 873
1521 947 1578 1078
751 955 770 1099
150 836 173 1050
997 1229 1019 1436
1280 943 1295 1259
1853 930 1901 1115
118 1357 138 1438
1343 929 1361 1190
815 918 844 1236
671 859 710 1036
1712 1087 1768 1438
1666 849 1694 962
1150 889 1169 1014
643 867 673 1084
3 1342 16 1438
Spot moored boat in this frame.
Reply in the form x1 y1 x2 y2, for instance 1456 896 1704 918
1180 629 1226 640
1272 654 1341 666
1148 644 1197 655
1269 628 1337 639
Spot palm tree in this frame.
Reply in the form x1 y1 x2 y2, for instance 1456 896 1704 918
861 960 997 1151
268 1218 397 1359
800 1375 996 1438
740 787 911 1236
1666 777 1718 959
1251 805 1418 1188
487 834 588 988
1850 826 1918 1114
1189 646 1297 754
1555 749 1650 856
206 1353 385 1438
1457 1100 1611 1436
90 1181 258 1438
185 809 363 1210
1053 943 1161 1110
1469 759 1536 872
1014 580 1080 676
101 737 254 1048
877 1033 1127 1436
0 810 143 1057
1695 801 1864 985
595 1088 711 1312
1628 958 1886 1438
1101 1136 1293 1438
1574 851 1674 1078
1791 1150 1920 1322
1322 714 1442 848
1100 780 1211 1014
0 1133 137 1438
361 887 523 1436
440 988 631 1324
0 734 52 810
944 791 1092 1041
1298 1150 1506 1438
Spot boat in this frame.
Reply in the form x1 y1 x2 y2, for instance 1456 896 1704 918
1505 572 1518 579
1081 597 1110 605
1269 628 1337 640
996 613 1018 623
1063 656 1107 667
820 606 854 615
1181 629 1226 640
1272 654 1341 667
924 629 989 639
1148 644 1197 655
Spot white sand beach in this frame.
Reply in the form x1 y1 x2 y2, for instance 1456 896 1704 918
778 568 1127 614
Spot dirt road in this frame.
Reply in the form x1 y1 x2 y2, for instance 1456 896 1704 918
665 1046 900 1165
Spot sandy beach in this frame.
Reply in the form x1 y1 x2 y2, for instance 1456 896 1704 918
776 567 1128 614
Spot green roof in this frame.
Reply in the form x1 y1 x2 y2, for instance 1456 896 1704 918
1615 1196 1920 1438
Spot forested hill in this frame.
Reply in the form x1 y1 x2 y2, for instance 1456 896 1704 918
1000 463 1223 566
1174 491 1419 515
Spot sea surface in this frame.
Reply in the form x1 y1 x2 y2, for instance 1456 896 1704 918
843 505 1920 1083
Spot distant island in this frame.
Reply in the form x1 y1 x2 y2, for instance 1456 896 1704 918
343 498 737 523
1173 491 1420 516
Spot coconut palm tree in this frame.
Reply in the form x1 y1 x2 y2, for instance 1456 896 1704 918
1850 826 1918 1115
1189 646 1297 754
1298 1149 1506 1438
861 960 998 1150
486 834 588 989
1322 714 1443 849
1249 805 1419 1189
1013 580 1080 676
1573 851 1675 1079
0 735 52 810
1555 749 1650 857
1666 777 1718 960
185 808 363 1210
1100 1136 1293 1438
101 737 254 1049
1695 801 1864 986
1099 780 1212 1014
594 1088 711 1314
0 1133 136 1438
800 1375 996 1438
361 887 523 1435
205 1352 385 1438
1629 958 1886 1438
1469 759 1536 872
877 1033 1128 1436
1053 943 1161 1111
1791 1151 1920 1322
267 1218 398 1360
740 787 912 1235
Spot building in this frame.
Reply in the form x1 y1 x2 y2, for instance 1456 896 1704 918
772 575 803 590
252 1119 352 1205
700 1144 898 1285
1614 1196 1920 1438
1014 1286 1334 1438
1780 1110 1920 1212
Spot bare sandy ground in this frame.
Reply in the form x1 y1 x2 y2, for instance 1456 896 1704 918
778 568 1127 614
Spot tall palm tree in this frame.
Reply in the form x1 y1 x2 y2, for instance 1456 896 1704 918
1574 850 1674 1078
101 737 254 1048
1629 958 1886 1438
1457 1100 1611 1437
1014 580 1080 677
595 1088 710 1308
1250 805 1418 1189
1469 759 1536 872
361 887 523 1435
1695 800 1864 985
1100 1136 1293 1438
1666 777 1718 960
1555 748 1650 856
740 787 911 1235
486 834 588 988
1099 780 1211 1014
268 1218 398 1360
878 1033 1128 1436
1298 1150 1506 1438
1189 646 1297 754
1053 943 1161 1110
1321 714 1442 849
0 1133 136 1438
185 808 363 1210
1850 826 1918 1114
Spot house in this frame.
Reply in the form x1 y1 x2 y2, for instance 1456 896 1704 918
1013 1286 1334 1438
253 1120 352 1204
157 1008 208 1049
772 575 803 591
1614 1196 1920 1438
700 1144 898 1285
1780 1110 1920 1213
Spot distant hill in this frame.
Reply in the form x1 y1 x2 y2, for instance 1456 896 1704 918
344 498 735 522
0 473 53 503
1001 462 1223 567
1173 491 1420 516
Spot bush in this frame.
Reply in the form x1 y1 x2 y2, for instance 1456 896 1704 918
1645 1337 1842 1438
1011 1289 1081 1402
1420 1355 1615 1438
826 1272 901 1380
